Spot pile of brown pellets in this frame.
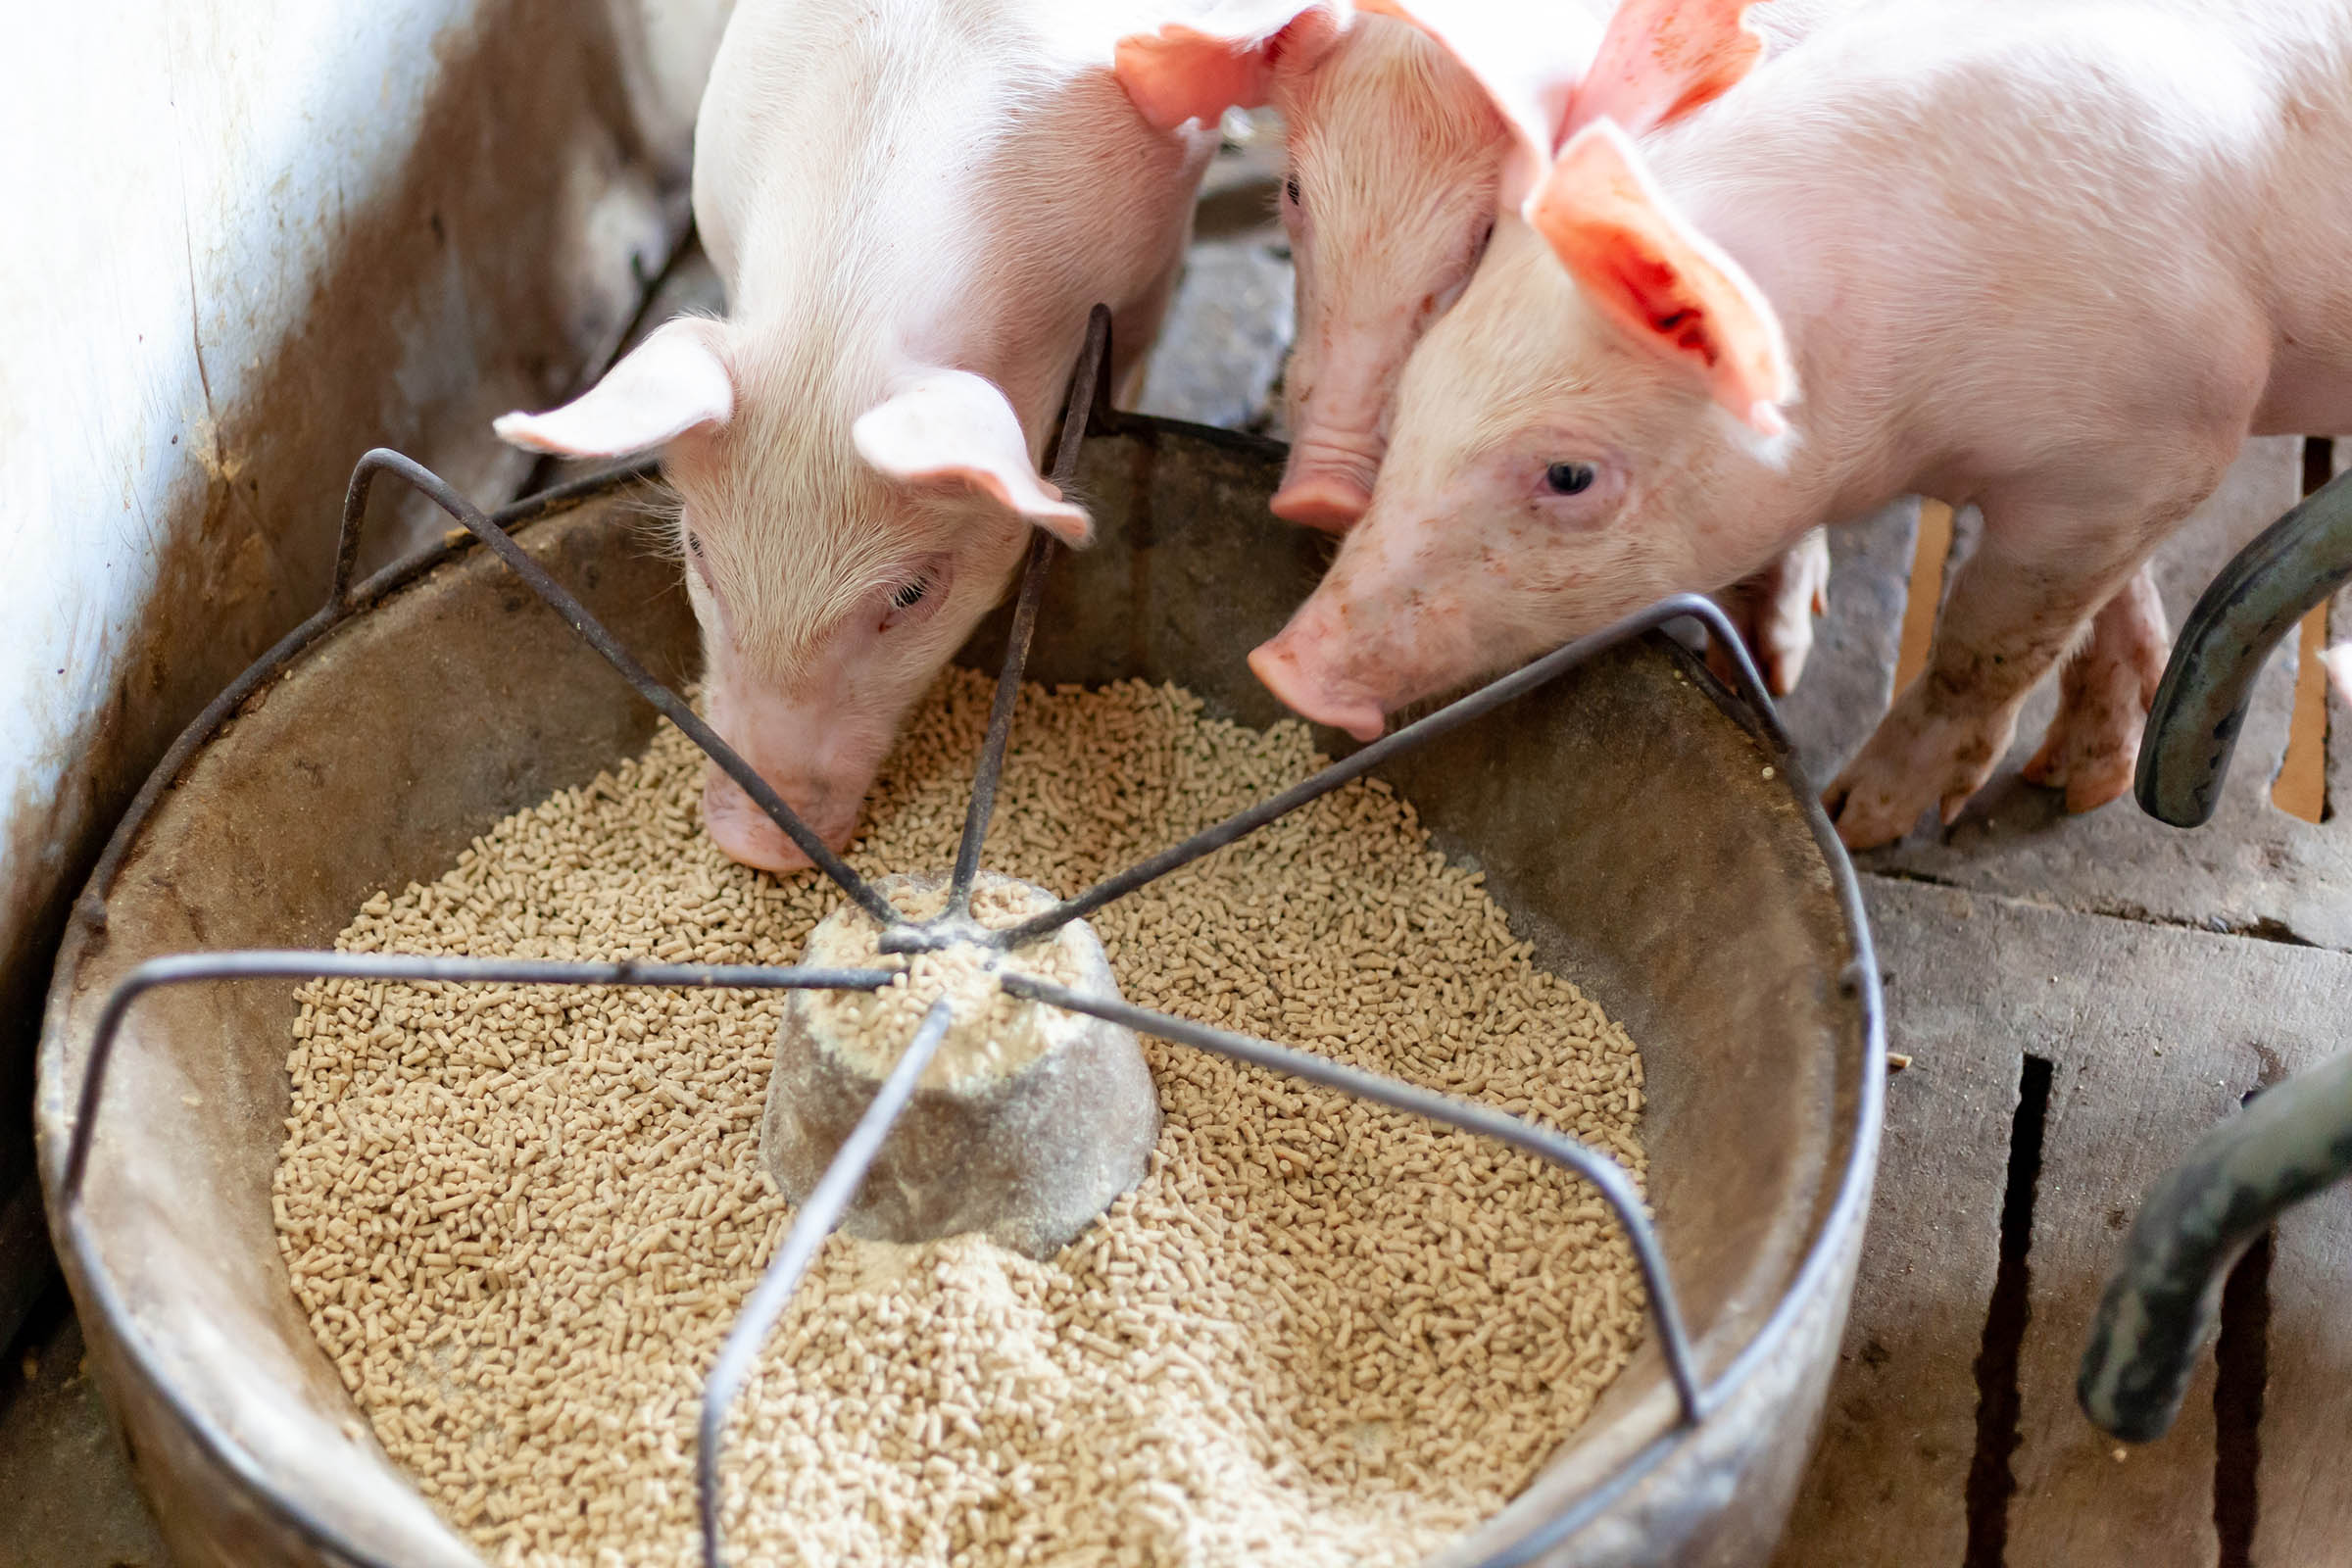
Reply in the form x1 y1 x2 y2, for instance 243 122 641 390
275 670 1650 1568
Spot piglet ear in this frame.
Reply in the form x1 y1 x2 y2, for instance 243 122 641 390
492 318 732 457
1356 0 1603 208
1567 0 1770 142
1113 0 1348 132
854 371 1093 546
1360 0 1764 206
1529 121 1792 435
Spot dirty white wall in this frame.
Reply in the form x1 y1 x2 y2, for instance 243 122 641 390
0 0 732 1343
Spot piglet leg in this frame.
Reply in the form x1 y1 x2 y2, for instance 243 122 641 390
1825 514 2163 850
1708 526 1831 696
2020 565 2170 812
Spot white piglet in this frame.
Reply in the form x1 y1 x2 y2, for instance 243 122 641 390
1113 0 1598 530
1250 0 2352 847
1112 0 1845 693
496 0 1214 869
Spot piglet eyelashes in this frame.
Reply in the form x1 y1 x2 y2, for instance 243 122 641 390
881 564 949 630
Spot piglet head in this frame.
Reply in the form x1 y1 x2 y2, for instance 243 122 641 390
1115 1 1495 532
1269 14 1534 531
1117 0 1763 536
1250 122 1795 736
496 321 1084 871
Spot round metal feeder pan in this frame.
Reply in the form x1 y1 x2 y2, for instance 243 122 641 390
37 413 1882 1568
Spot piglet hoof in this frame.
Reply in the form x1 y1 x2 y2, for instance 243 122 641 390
1824 691 2017 850
1709 528 1831 697
2020 694 2143 816
2022 570 2170 814
2022 717 2140 814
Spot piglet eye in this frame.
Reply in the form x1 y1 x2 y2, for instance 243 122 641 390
889 577 930 612
684 530 704 557
1285 175 1302 208
1544 462 1597 496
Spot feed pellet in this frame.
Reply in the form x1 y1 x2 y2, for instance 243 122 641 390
274 670 1650 1567
801 876 1091 1091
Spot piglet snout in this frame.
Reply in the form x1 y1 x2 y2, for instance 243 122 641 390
701 766 860 873
1250 622 1388 743
1271 434 1382 533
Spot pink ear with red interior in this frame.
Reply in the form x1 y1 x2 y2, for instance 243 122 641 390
1112 1 1348 131
1360 0 1770 207
1527 122 1792 435
1566 0 1771 142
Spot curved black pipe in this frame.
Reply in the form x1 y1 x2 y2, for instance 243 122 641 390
2092 467 2352 1443
2135 466 2352 827
2080 1052 2352 1442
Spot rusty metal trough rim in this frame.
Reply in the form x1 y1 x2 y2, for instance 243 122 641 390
40 420 1883 1568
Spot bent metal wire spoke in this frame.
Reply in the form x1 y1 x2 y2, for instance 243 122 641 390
995 590 1783 951
695 998 956 1567
1001 976 1705 1424
74 455 664 938
929 306 1109 937
54 305 1810 1568
337 449 900 926
58 953 894 1209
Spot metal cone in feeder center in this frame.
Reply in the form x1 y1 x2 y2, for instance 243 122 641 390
760 871 1157 1257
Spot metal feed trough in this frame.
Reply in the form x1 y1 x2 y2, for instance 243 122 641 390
36 315 1884 1568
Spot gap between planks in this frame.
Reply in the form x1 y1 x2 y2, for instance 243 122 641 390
1773 879 2352 1568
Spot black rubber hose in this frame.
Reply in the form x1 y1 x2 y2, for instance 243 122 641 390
2079 1051 2352 1441
2135 466 2352 827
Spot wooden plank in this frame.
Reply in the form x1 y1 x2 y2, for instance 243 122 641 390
2257 1180 2352 1566
1771 875 2018 1568
2273 604 2329 824
1876 881 2352 1566
2248 594 2352 1568
2328 437 2351 815
2004 955 2255 1566
1781 879 2352 1567
1893 500 1956 693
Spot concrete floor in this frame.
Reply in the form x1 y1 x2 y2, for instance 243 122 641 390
0 1285 167 1567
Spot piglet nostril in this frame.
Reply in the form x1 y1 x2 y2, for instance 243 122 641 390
698 767 845 872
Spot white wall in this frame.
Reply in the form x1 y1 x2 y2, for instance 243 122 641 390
0 0 731 1333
